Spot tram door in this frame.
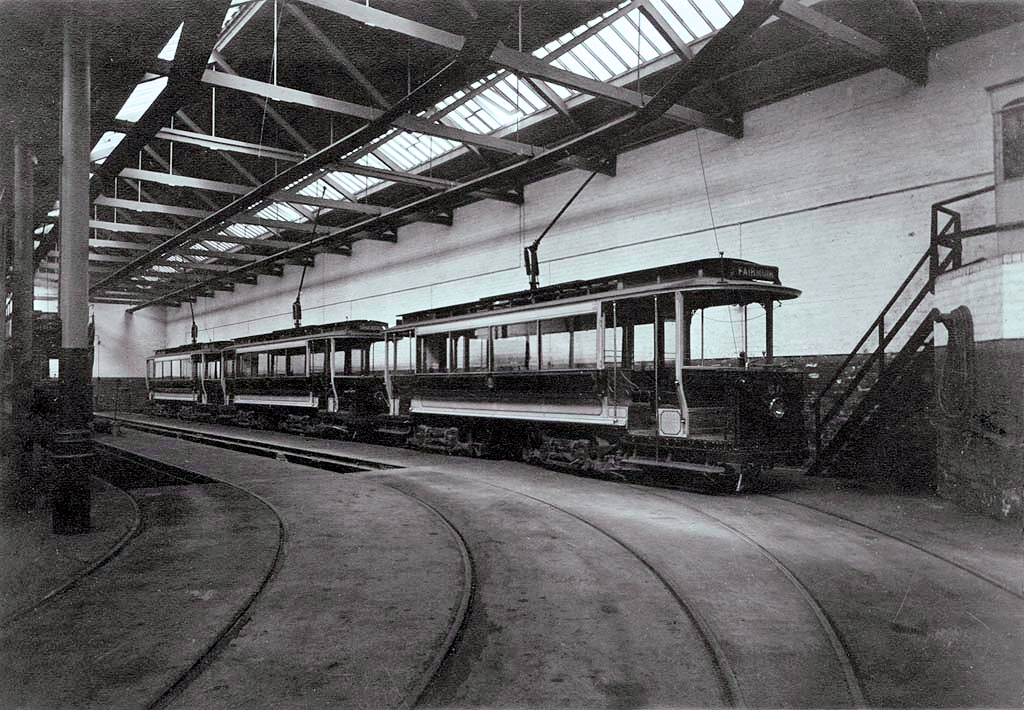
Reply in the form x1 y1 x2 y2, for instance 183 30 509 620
604 294 677 436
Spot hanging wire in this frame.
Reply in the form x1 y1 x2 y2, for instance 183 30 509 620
695 130 721 254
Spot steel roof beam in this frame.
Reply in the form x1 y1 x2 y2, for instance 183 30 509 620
273 192 386 216
93 196 210 219
125 0 775 312
775 0 927 85
90 220 178 237
99 5 518 302
155 127 306 163
118 167 253 195
299 0 737 136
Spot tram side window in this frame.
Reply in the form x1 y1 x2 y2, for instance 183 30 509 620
310 340 327 374
333 344 370 375
237 352 258 377
389 333 416 373
418 333 447 372
369 340 387 374
224 356 235 378
492 322 539 371
540 315 597 369
570 314 598 368
205 358 220 379
451 328 488 371
271 347 305 376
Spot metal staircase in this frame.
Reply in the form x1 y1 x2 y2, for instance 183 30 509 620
808 187 990 475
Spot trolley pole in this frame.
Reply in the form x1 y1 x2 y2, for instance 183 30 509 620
11 140 37 509
52 15 93 534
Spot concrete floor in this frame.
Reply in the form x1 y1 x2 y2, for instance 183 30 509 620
1 423 1021 709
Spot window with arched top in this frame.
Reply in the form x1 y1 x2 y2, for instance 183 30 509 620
999 98 1024 181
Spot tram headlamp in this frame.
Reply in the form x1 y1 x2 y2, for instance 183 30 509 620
768 397 787 419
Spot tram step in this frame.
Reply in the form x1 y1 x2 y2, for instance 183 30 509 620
622 457 726 475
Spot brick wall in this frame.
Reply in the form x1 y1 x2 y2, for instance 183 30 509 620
93 378 149 415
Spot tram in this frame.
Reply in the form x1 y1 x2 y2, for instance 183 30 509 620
383 257 807 490
146 320 389 436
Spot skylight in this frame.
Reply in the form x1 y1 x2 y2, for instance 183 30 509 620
115 76 169 123
361 0 740 183
90 131 126 164
171 0 742 265
157 23 183 61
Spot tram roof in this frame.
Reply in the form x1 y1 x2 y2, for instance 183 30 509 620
393 257 800 330
227 319 388 348
152 340 234 358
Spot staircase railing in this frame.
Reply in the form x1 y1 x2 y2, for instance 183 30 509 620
809 185 996 473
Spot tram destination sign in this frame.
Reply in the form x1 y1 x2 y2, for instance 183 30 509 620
728 262 779 283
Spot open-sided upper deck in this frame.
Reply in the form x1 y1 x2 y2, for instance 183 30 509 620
390 258 800 334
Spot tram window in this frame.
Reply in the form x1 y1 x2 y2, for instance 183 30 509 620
205 358 220 379
493 322 538 371
572 314 598 368
663 319 676 367
147 360 155 379
257 352 270 376
450 328 488 371
540 318 571 369
170 359 180 379
391 334 415 373
224 356 235 378
332 347 350 375
1003 102 1024 180
633 323 655 369
288 348 306 376
369 340 387 373
419 333 448 372
271 350 286 376
310 341 327 374
237 353 252 377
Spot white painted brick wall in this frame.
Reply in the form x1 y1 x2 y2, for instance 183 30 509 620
98 22 1024 375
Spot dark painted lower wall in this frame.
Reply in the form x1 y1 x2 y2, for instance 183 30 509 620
93 378 148 414
933 339 1024 520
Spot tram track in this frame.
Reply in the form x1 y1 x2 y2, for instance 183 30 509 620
463 478 744 707
764 493 1024 601
94 418 1021 707
636 486 868 708
109 453 291 710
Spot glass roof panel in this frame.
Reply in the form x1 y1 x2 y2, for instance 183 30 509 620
200 239 236 252
357 152 391 170
694 0 736 29
115 76 169 123
90 131 126 163
157 23 183 61
551 51 597 80
299 178 345 201
666 0 715 38
256 202 305 222
327 170 381 195
224 223 263 240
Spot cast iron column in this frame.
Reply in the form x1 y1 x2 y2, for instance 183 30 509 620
12 141 37 509
52 15 92 534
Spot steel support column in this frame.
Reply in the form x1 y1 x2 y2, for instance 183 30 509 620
53 16 92 534
12 141 38 509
